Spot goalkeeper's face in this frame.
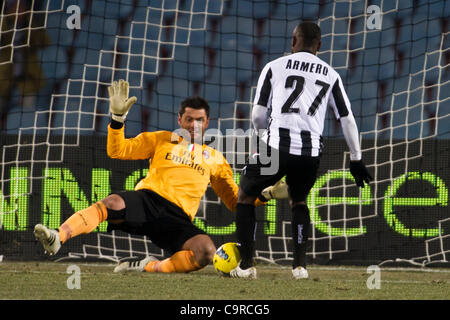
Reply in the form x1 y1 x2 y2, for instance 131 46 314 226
177 107 210 144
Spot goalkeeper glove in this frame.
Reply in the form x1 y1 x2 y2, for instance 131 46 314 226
349 160 373 188
258 179 289 202
108 79 137 123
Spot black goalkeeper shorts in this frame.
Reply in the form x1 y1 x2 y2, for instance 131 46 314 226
239 141 320 203
107 189 206 254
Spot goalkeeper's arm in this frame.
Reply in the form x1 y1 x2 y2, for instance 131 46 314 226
108 79 137 124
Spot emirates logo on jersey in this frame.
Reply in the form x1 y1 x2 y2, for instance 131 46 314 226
164 151 206 176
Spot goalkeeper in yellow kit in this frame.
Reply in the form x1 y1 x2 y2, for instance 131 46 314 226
34 80 285 273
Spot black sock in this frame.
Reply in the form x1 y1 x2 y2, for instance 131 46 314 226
292 204 310 269
235 203 256 269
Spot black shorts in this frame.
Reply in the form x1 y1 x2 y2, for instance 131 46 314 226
240 141 320 203
107 189 206 254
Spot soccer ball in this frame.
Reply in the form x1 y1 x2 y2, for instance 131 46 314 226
213 242 241 276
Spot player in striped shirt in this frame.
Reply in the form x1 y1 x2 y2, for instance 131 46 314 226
231 21 372 279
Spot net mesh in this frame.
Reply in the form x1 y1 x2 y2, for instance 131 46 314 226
0 0 449 266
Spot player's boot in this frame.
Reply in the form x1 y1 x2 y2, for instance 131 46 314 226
292 266 309 279
230 264 257 279
33 224 61 256
113 256 158 273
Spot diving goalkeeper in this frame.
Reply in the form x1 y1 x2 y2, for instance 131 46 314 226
34 80 286 273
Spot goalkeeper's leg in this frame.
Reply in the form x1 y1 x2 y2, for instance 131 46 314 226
34 194 123 255
113 234 215 273
144 234 215 273
57 194 124 243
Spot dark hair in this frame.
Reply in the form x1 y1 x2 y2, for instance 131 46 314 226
296 21 321 47
179 96 210 118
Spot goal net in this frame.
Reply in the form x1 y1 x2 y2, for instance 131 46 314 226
0 0 449 267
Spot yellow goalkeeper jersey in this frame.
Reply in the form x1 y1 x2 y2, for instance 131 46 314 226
107 125 247 221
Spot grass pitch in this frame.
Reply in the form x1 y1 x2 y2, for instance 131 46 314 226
0 261 449 300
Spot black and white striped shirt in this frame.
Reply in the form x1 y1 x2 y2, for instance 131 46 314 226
252 51 360 159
